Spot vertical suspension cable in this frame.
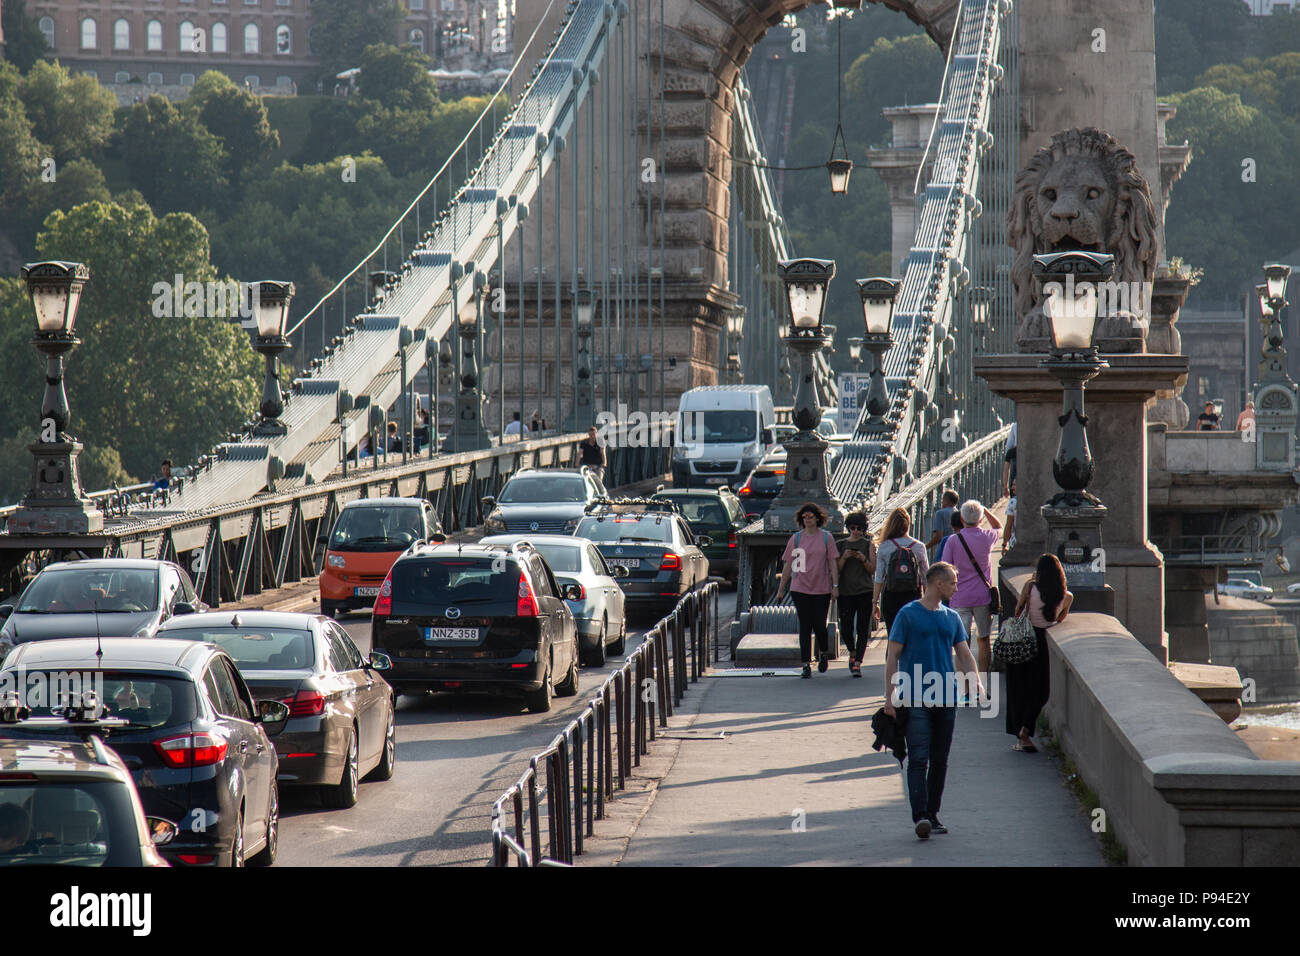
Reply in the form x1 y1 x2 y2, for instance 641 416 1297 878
630 0 641 415
537 139 545 429
658 0 666 409
555 134 563 430
602 25 612 414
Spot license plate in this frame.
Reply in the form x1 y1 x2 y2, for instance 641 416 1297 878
607 558 641 569
423 627 479 642
354 586 380 597
705 477 726 485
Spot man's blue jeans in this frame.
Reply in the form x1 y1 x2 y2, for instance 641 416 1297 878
901 705 956 823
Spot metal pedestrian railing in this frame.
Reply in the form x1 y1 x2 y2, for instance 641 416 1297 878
490 580 720 866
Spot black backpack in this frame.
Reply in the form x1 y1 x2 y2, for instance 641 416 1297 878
883 538 921 593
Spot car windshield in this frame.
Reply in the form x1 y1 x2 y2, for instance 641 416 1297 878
391 556 520 608
680 410 756 444
498 476 587 503
6 672 196 730
165 627 315 671
16 569 158 614
527 544 582 573
657 498 727 526
329 506 423 551
575 516 672 543
0 781 141 867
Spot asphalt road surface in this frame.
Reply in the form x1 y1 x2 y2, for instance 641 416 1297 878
276 589 737 866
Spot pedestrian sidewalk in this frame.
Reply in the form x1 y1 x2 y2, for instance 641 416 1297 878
615 638 1105 866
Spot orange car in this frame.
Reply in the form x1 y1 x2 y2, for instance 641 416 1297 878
319 497 444 618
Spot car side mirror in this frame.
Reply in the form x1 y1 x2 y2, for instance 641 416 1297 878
173 602 197 616
761 428 773 444
369 651 392 671
613 565 630 578
481 495 497 511
563 584 583 601
696 536 712 548
0 605 12 623
258 699 290 736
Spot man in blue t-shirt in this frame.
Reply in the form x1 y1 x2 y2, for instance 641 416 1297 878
884 561 983 839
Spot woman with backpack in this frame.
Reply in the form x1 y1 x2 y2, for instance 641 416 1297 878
777 502 840 679
1006 554 1073 752
872 507 929 638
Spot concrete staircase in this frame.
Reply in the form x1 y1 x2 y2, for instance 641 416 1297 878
1206 597 1300 704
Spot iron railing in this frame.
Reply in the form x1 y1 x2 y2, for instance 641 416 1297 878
490 581 720 866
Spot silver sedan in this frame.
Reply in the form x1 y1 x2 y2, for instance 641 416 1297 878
478 534 629 666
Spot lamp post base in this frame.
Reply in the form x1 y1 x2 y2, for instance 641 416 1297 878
763 433 846 532
1042 495 1108 591
253 421 288 437
8 440 103 534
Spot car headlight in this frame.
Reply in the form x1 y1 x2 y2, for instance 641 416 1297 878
484 512 506 532
327 554 346 569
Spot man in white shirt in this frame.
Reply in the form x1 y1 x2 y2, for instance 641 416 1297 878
504 412 529 440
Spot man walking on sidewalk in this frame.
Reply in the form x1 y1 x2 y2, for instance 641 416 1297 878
883 562 983 839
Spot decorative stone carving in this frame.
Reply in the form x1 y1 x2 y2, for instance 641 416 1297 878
1007 128 1159 353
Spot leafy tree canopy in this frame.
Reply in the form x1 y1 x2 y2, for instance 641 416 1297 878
117 95 228 213
187 72 281 186
309 0 406 86
18 60 118 162
1 0 49 74
358 43 439 113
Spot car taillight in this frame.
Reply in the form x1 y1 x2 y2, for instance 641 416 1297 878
738 483 752 496
661 553 681 571
517 575 540 616
281 690 326 717
728 532 737 549
177 854 215 865
774 468 786 476
373 572 393 618
154 732 228 768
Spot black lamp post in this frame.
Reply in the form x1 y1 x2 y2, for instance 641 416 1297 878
1253 263 1297 471
250 280 294 437
1034 251 1113 587
764 257 845 531
9 260 103 534
565 288 597 430
725 305 745 383
847 337 863 370
448 271 490 451
855 277 899 435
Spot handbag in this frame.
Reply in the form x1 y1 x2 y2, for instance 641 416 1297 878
954 531 1000 615
993 604 1038 666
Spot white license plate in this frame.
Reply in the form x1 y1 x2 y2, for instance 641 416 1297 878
424 627 479 642
354 586 380 597
704 477 727 485
607 558 641 569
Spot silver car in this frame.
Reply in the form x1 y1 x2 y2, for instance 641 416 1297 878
479 534 628 665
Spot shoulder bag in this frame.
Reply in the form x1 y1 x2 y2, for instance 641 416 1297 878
993 596 1037 666
954 531 1000 615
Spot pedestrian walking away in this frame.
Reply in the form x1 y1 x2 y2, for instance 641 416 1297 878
1002 422 1017 497
940 499 1002 680
925 490 960 561
1002 479 1017 553
579 426 606 485
872 508 928 640
884 562 983 838
837 511 875 676
1006 554 1072 753
778 502 840 679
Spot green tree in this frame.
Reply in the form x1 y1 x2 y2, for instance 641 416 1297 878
1 0 49 74
0 202 261 480
310 0 406 86
18 60 118 161
843 34 945 146
357 43 438 112
0 60 46 222
24 157 113 240
117 95 227 213
189 78 281 186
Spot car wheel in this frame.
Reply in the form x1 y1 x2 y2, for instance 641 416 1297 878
366 699 397 782
249 782 278 867
230 809 245 868
322 726 360 809
525 655 553 713
585 617 607 667
609 619 626 656
557 648 580 697
321 600 338 619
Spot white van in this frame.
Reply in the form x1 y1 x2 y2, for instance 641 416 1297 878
672 385 776 488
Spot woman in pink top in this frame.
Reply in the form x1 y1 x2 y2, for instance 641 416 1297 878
1006 554 1073 752
778 502 840 679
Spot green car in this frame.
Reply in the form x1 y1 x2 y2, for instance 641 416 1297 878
651 486 748 586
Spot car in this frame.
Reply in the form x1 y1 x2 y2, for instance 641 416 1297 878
0 559 206 663
572 498 711 618
771 424 797 444
650 486 749 585
155 610 396 806
319 497 445 618
1217 579 1274 600
672 385 776 488
737 447 787 520
371 541 581 713
481 467 608 535
0 732 169 867
0 637 288 867
480 534 629 665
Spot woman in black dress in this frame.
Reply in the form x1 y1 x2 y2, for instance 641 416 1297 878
1006 554 1073 752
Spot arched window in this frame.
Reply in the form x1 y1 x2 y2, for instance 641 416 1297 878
114 71 131 84
275 24 290 54
244 23 260 54
114 19 130 50
180 73 196 86
147 20 163 51
276 75 292 88
147 72 164 85
212 22 228 53
81 18 98 50
180 21 196 53
409 28 425 52
39 16 55 50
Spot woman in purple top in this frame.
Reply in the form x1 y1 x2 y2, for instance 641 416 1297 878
939 499 1002 678
778 502 840 679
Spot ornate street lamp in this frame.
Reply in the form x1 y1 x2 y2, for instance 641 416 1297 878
448 270 490 451
764 258 845 530
565 288 597 430
725 305 745 383
250 280 294 437
1033 251 1113 586
1253 263 1298 470
847 336 863 369
855 277 899 435
8 260 103 534
1263 263 1291 308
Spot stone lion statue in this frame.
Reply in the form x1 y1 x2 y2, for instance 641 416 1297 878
1007 127 1159 352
